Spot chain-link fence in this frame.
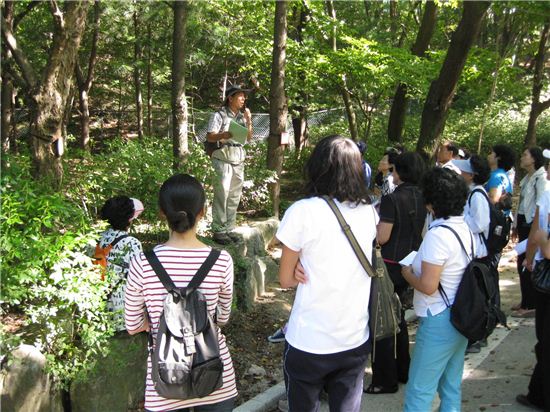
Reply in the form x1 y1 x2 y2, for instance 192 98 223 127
12 107 347 143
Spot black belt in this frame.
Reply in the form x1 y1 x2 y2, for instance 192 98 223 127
222 142 243 147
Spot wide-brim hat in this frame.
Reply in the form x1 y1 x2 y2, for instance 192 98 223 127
225 84 251 99
452 159 474 174
130 198 144 221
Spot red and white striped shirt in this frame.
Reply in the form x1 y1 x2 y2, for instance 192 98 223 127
125 245 237 411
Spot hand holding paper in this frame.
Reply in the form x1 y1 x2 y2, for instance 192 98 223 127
399 251 417 266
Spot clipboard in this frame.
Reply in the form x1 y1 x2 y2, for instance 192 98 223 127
228 120 248 145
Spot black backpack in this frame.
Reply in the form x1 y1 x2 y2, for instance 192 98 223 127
437 225 507 342
468 188 511 255
144 249 224 400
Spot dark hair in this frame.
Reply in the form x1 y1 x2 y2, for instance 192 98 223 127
305 135 370 204
469 154 491 185
356 141 367 155
394 152 426 185
492 144 516 171
527 147 545 170
421 167 468 219
159 174 205 233
442 141 459 156
100 196 134 230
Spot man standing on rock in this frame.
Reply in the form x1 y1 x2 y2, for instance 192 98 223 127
206 84 253 245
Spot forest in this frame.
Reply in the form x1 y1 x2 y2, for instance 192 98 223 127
1 0 550 398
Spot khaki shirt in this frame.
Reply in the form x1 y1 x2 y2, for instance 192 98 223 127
207 106 247 165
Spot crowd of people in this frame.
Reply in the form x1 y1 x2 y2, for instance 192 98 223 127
92 86 549 412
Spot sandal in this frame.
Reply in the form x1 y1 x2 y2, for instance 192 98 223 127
363 384 398 394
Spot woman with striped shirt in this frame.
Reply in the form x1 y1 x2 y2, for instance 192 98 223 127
125 174 236 412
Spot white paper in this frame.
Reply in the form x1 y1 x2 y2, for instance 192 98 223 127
514 239 527 255
399 251 417 266
228 120 248 144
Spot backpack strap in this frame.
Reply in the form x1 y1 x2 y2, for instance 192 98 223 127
188 249 221 290
467 188 491 246
144 248 221 293
433 224 474 308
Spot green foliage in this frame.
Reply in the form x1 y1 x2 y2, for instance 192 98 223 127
241 142 278 215
1 157 93 304
25 236 115 389
0 156 114 389
65 137 214 222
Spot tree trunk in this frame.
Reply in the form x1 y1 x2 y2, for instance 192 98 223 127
10 1 90 186
289 2 309 153
416 1 490 156
171 0 189 171
267 0 288 219
1 1 15 153
133 1 143 140
146 20 153 137
523 22 550 149
388 1 437 143
326 0 358 141
75 0 100 151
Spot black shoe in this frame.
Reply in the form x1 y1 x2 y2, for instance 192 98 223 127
516 394 544 410
363 384 398 394
466 342 481 354
213 233 232 245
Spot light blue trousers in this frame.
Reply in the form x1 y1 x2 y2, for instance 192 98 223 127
404 308 468 412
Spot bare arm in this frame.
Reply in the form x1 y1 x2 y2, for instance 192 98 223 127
488 187 502 204
402 261 444 295
279 245 301 288
376 221 393 245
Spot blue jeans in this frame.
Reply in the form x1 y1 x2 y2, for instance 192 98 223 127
404 308 468 412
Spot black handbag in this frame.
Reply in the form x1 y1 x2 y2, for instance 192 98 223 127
532 259 550 294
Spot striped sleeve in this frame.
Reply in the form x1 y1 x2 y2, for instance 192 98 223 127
216 251 234 326
124 254 146 333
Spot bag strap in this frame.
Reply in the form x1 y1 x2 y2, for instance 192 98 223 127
435 224 474 308
144 248 221 293
321 195 377 278
467 188 491 246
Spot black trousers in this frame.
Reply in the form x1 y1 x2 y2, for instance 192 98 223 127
283 339 371 412
371 262 410 387
517 214 537 310
527 290 550 410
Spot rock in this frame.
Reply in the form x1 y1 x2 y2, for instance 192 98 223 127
234 218 279 258
246 364 267 377
0 344 63 412
238 255 279 311
71 333 148 412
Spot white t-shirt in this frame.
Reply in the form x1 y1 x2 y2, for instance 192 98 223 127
534 190 550 262
464 185 490 258
411 216 474 317
276 197 378 354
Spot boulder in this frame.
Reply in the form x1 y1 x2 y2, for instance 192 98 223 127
71 333 148 412
0 344 63 412
233 218 279 258
239 256 279 311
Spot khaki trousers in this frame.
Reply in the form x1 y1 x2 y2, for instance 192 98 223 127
211 158 244 234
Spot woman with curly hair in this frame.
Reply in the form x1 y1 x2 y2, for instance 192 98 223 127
401 167 473 411
277 135 377 412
